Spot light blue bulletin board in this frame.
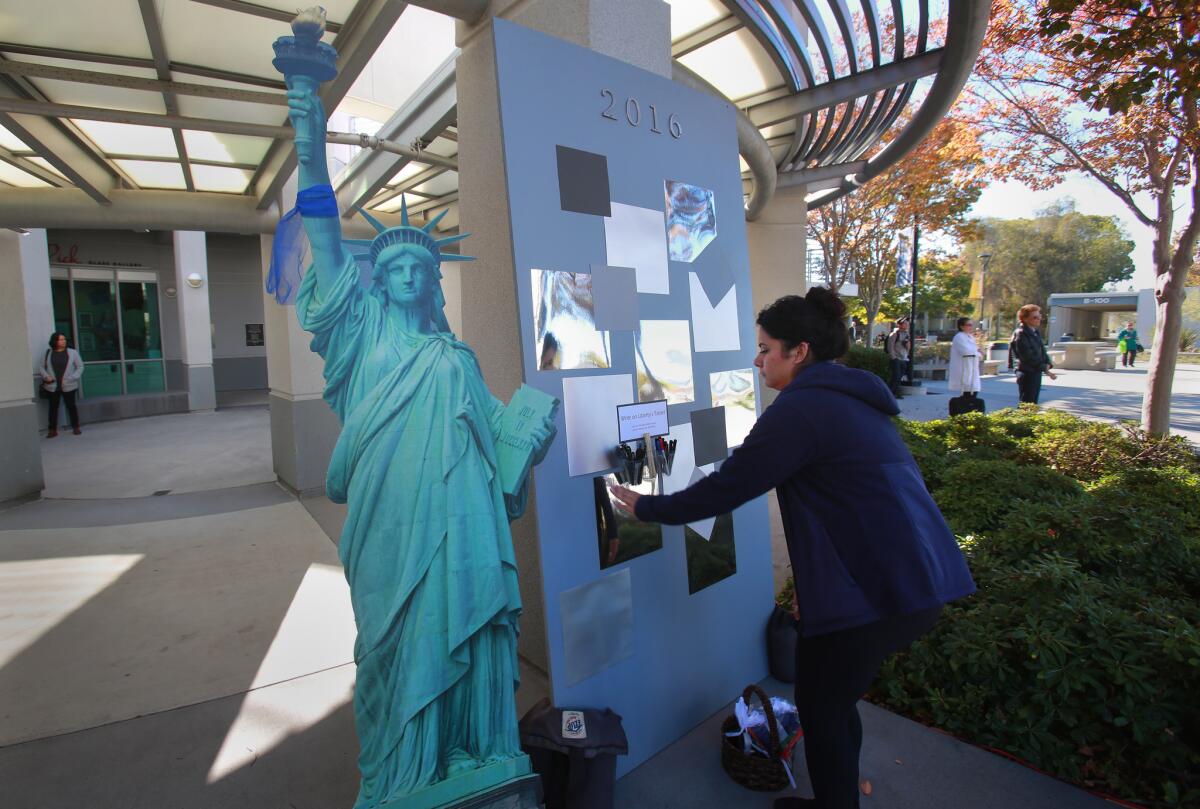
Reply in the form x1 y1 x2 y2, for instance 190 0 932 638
493 19 774 776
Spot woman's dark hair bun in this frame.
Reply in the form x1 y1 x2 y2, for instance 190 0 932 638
804 285 846 320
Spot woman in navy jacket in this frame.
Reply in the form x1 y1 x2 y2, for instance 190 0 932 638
613 288 974 809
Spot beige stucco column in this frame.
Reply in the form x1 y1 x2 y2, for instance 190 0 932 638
453 0 671 674
0 230 45 503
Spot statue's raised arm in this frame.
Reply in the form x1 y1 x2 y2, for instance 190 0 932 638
274 7 345 290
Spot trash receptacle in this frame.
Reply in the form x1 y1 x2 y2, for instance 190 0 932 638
987 341 1009 367
519 698 628 809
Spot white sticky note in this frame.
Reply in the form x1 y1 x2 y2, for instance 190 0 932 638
604 202 669 295
562 374 633 477
689 273 740 353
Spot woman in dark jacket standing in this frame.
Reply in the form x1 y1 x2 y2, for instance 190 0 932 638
612 288 974 809
39 332 84 437
1009 304 1057 404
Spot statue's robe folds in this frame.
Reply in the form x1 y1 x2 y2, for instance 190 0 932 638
297 258 526 808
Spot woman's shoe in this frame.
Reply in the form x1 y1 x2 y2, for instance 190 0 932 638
72 427 81 435
46 429 57 438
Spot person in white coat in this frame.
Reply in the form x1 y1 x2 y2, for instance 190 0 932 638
948 317 982 399
39 332 84 437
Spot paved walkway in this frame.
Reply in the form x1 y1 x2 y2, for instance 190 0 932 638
4 369 1176 808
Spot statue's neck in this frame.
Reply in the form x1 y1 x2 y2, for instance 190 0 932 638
388 303 432 335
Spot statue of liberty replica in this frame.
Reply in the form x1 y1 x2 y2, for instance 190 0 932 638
270 10 557 807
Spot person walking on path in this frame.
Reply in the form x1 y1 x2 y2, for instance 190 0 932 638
1117 321 1139 367
1009 305 1057 405
948 317 982 400
39 332 83 437
885 317 911 397
611 289 975 809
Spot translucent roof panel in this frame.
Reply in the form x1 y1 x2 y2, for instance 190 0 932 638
410 170 457 198
0 1 151 60
159 1 299 84
0 160 52 188
345 7 455 111
190 165 252 194
175 95 287 128
114 160 186 190
665 0 730 40
386 162 432 188
5 55 165 115
677 28 785 102
71 121 179 159
0 123 28 152
182 131 273 165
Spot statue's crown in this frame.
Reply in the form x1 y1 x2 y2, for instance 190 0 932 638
361 197 473 266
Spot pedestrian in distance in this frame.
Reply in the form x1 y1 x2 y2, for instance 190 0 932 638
948 317 983 415
610 289 975 809
1117 321 1139 367
885 317 911 397
1009 305 1057 405
39 332 83 437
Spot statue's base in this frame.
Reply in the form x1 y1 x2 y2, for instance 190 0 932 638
380 756 543 809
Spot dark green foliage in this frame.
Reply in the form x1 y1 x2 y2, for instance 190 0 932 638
876 407 1200 807
841 345 889 382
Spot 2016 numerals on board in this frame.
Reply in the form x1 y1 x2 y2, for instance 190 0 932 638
601 89 681 139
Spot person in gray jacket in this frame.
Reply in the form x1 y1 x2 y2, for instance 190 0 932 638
40 332 84 437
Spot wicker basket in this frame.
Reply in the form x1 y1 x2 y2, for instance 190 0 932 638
720 685 791 792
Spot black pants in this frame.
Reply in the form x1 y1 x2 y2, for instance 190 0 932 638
1016 369 1042 404
1122 350 1136 366
48 389 79 430
888 359 906 393
793 607 941 809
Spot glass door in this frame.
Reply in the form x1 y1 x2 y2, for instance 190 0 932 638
72 272 123 397
119 279 165 393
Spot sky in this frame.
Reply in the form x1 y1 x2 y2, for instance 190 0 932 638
963 174 1160 293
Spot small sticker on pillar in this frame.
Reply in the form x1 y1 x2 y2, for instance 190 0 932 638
562 710 587 739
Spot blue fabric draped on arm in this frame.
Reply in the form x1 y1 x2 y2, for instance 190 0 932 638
266 183 339 305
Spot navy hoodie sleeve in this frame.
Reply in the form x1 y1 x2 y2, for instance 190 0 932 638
634 396 812 525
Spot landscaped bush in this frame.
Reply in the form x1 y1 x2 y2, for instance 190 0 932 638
841 344 890 381
873 407 1200 808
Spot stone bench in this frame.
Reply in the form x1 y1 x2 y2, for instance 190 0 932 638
912 362 947 381
981 359 1001 376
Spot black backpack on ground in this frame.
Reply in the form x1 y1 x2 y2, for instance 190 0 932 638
949 393 985 416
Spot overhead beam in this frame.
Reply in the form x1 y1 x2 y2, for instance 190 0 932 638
253 0 410 210
747 49 943 128
188 0 345 32
0 85 114 204
671 15 740 58
0 145 67 186
776 160 867 189
0 187 402 235
138 0 193 191
335 53 456 215
406 0 488 23
0 61 286 105
0 95 456 168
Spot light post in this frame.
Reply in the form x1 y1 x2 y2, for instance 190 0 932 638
978 252 992 339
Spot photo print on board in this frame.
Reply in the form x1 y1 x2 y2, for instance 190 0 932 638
594 474 663 569
709 368 756 447
635 319 694 404
560 566 634 685
556 145 611 217
532 268 612 370
686 513 736 594
562 374 632 478
664 179 716 262
604 202 670 294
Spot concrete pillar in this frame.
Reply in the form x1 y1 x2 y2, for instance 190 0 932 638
746 183 808 406
259 234 340 496
0 230 45 503
455 0 670 675
20 229 52 377
172 231 217 411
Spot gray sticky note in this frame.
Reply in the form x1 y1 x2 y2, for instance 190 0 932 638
696 260 735 307
590 264 638 331
690 406 729 467
560 567 634 686
556 145 611 216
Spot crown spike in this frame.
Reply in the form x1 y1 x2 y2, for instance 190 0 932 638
435 232 470 246
400 195 410 227
357 209 388 234
424 208 449 233
440 253 476 262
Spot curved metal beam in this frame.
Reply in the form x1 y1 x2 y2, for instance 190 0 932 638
671 62 776 221
811 0 989 207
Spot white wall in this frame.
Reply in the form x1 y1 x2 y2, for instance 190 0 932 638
206 234 266 361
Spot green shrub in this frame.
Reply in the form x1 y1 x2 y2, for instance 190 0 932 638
876 408 1200 807
842 345 890 381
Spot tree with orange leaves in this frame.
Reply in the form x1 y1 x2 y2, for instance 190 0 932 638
963 0 1199 436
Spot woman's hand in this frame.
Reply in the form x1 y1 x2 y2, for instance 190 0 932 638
609 485 641 517
530 417 556 466
41 374 54 384
1046 370 1058 380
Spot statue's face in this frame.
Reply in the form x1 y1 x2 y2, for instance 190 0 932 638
380 247 436 309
